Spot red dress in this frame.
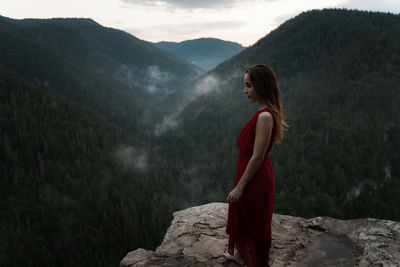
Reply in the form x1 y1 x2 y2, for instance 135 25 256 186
226 107 275 267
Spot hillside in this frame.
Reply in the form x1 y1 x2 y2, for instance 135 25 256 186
0 30 148 134
0 15 201 125
0 65 181 266
0 15 201 266
157 9 400 220
155 38 245 71
1 8 400 267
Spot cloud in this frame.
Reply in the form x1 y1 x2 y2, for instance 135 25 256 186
192 74 220 96
343 0 400 13
121 0 244 9
145 65 175 93
191 68 245 97
126 20 245 38
152 74 222 135
272 11 298 25
114 64 141 89
122 0 279 9
114 64 175 93
115 146 148 172
153 112 179 136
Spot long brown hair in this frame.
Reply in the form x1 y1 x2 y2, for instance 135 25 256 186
246 64 287 144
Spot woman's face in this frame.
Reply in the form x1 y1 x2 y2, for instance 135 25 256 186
244 73 259 103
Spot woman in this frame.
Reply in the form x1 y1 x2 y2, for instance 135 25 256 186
224 64 286 267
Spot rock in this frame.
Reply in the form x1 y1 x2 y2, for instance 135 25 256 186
120 248 155 266
120 202 400 267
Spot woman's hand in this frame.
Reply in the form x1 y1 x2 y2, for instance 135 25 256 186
227 187 244 203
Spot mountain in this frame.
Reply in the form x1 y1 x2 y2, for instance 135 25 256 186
157 9 400 220
0 16 196 266
0 15 202 129
0 30 147 134
2 8 400 267
0 64 183 266
154 38 245 71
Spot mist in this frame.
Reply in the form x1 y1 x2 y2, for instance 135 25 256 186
152 73 223 135
115 145 149 173
146 65 175 94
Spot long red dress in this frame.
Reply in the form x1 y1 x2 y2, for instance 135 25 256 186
226 107 276 267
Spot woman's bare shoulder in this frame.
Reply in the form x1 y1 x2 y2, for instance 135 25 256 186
256 111 273 129
258 111 273 120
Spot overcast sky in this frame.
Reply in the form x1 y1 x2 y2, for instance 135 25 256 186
1 0 399 46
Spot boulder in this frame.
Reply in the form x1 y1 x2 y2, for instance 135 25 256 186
121 202 400 266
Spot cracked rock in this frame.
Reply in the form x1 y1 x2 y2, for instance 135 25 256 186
121 202 400 266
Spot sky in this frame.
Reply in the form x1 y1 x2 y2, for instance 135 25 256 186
1 0 399 46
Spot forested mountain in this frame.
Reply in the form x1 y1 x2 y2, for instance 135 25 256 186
0 30 149 135
158 9 400 220
155 38 245 71
0 15 195 267
0 15 201 122
1 8 400 267
0 65 184 266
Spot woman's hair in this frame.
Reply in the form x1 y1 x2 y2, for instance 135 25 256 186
246 64 288 144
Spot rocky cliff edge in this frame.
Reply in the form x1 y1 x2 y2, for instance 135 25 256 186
121 202 400 266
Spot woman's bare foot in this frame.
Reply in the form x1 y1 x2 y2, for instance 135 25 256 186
224 250 245 265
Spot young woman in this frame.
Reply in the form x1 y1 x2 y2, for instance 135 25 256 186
224 64 286 267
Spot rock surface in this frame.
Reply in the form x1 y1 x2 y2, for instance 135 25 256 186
121 202 400 267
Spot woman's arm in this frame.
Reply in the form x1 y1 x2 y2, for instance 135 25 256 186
227 111 274 203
